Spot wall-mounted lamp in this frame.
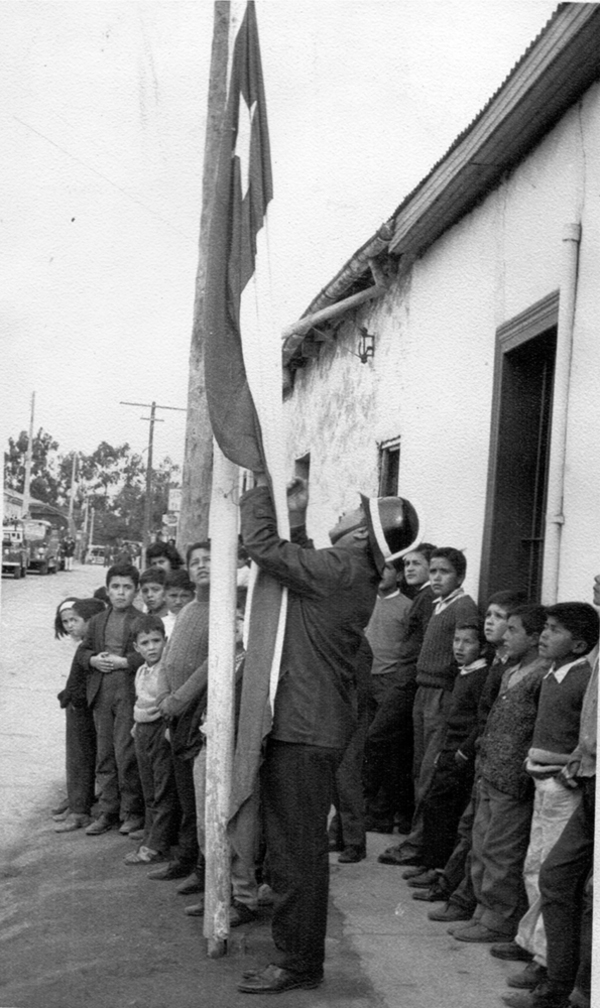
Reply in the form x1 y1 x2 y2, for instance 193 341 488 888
355 326 375 364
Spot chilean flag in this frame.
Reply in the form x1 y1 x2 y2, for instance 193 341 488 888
202 2 288 826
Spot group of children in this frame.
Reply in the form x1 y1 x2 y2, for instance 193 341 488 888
365 543 598 1008
52 531 597 1007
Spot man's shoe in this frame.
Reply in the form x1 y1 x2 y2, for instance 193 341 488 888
184 897 205 917
124 846 165 865
237 963 323 993
85 814 119 836
502 982 572 1008
377 848 421 866
119 816 145 835
54 812 91 833
428 902 472 922
176 871 204 895
407 869 438 888
454 923 513 943
338 845 366 863
229 900 258 928
147 860 191 881
51 800 69 818
491 942 534 962
507 963 548 990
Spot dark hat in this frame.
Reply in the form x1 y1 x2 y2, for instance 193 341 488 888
360 494 422 571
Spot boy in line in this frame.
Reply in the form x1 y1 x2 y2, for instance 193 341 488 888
140 568 170 622
423 590 526 918
81 563 145 836
124 614 180 865
452 604 549 943
163 570 196 637
500 602 597 1001
381 548 478 866
410 619 489 889
149 542 211 885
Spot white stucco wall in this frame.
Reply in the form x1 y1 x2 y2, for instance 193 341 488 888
283 80 600 602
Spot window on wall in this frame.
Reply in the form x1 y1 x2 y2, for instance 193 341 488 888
378 439 401 496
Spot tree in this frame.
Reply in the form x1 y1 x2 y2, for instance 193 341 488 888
4 428 60 503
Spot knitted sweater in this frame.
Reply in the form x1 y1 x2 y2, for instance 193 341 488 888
416 594 479 691
155 588 210 702
529 658 592 763
365 590 411 675
479 656 549 798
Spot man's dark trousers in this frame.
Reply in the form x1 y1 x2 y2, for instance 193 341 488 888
539 776 595 996
261 739 343 977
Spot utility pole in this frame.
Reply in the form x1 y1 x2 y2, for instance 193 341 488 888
68 452 78 524
120 400 186 562
22 391 35 517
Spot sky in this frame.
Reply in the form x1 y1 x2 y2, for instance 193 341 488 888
2 0 558 474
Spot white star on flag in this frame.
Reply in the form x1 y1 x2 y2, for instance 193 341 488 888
234 94 256 200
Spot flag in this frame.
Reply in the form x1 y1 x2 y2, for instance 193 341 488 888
202 1 288 829
204 0 272 474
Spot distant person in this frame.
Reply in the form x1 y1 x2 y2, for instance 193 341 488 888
62 536 76 571
53 596 106 832
146 541 184 573
81 563 145 836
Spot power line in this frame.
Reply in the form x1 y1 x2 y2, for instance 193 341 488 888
13 115 198 244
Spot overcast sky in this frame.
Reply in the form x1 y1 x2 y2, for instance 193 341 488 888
2 0 557 472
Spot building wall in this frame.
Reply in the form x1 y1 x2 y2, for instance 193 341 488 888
283 81 600 602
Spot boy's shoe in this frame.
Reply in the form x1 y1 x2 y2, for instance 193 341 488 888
51 800 69 818
491 942 534 962
119 816 145 835
507 963 548 990
454 923 513 943
54 812 91 833
502 986 572 1008
124 846 165 865
402 865 428 879
184 900 205 917
127 828 146 842
428 903 472 922
86 813 119 836
338 845 366 863
412 887 446 902
447 918 477 934
147 860 191 881
407 869 439 888
378 846 421 866
176 871 204 895
229 900 258 928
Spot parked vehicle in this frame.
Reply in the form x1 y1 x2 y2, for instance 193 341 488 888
24 519 61 574
2 520 29 579
87 545 105 565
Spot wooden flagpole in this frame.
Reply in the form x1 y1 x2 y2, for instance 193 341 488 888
204 442 238 956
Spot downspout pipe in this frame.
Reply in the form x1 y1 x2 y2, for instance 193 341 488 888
541 222 581 604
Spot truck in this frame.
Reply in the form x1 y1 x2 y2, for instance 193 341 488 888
2 520 29 579
23 518 61 574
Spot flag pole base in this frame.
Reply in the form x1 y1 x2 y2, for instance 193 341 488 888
207 937 228 958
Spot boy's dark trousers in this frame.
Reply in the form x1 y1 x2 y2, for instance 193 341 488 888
93 671 143 819
364 678 416 825
168 731 200 871
66 704 96 816
134 720 181 854
421 749 474 869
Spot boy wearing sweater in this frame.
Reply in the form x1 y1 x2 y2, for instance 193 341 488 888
413 620 489 887
500 602 598 998
385 547 478 865
124 614 180 866
453 604 549 944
